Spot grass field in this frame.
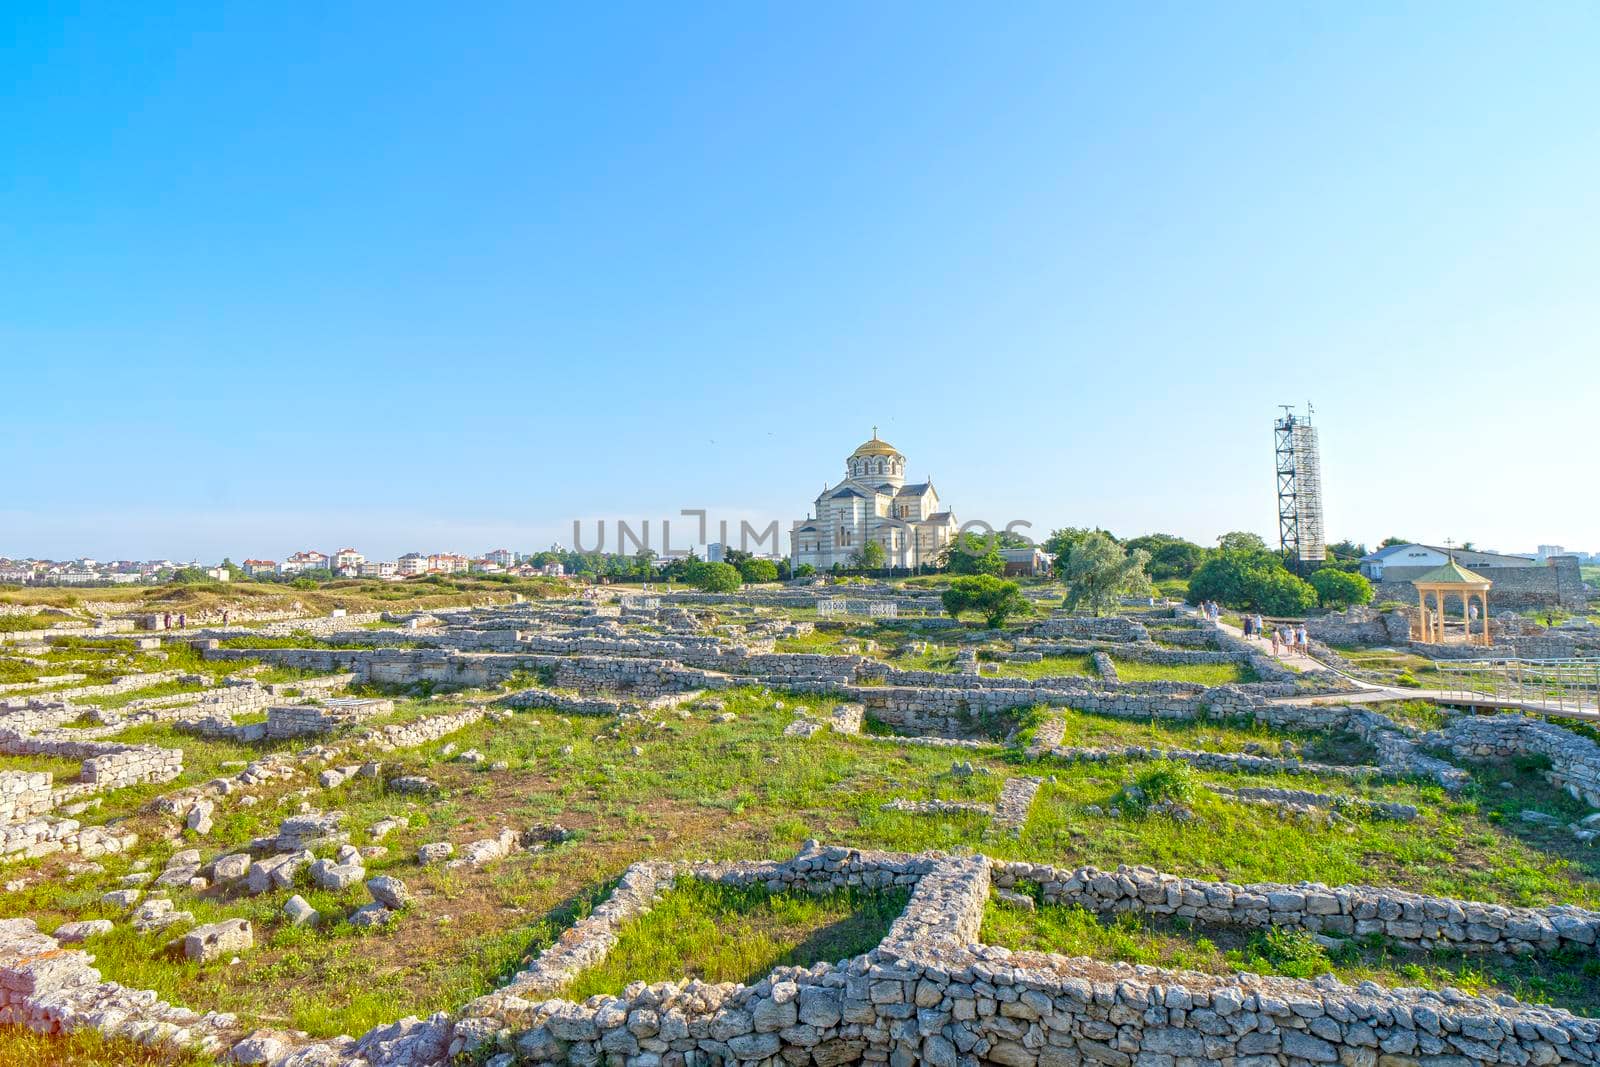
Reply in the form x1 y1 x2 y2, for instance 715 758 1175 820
5 596 1600 1053
5 680 1591 1040
565 878 907 997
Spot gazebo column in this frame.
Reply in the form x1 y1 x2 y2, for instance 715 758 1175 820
1417 588 1428 642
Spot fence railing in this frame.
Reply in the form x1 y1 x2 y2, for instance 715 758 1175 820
1429 657 1600 715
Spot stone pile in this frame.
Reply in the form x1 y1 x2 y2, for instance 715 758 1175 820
1031 739 1384 782
1210 784 1419 823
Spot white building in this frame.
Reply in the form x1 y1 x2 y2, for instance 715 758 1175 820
359 560 398 578
280 550 330 575
397 553 428 576
789 431 959 572
1359 544 1537 582
333 548 365 575
485 548 517 567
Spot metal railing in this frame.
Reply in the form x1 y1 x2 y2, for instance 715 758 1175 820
1429 656 1600 715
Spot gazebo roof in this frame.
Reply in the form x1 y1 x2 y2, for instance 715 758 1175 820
1412 557 1491 586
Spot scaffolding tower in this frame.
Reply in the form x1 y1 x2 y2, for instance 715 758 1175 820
1275 405 1326 569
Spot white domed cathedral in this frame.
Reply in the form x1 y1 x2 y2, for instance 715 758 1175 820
789 430 959 571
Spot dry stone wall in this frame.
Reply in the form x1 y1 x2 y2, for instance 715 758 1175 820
1433 713 1600 807
991 859 1600 956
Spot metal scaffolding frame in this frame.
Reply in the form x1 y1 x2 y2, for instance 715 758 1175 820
1274 405 1325 568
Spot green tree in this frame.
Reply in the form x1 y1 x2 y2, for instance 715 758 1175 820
940 575 1034 629
793 563 816 578
737 558 779 583
1123 534 1207 580
1189 548 1316 615
1216 531 1269 553
849 541 886 571
168 567 209 584
1058 532 1153 616
776 559 792 581
942 532 1003 576
685 561 742 593
1378 536 1410 548
1256 568 1318 614
1326 539 1368 561
1309 568 1373 609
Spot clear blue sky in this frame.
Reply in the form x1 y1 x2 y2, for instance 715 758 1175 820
4 3 1597 562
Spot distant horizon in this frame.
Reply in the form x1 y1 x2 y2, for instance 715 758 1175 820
6 7 1598 561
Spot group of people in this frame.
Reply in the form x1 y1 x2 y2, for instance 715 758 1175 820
161 612 186 630
1240 611 1310 655
1196 600 1223 622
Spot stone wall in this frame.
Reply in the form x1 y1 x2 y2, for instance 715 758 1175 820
79 744 183 789
1374 555 1587 612
991 859 1600 956
1432 713 1600 806
264 698 396 740
8 843 1599 1066
0 771 54 824
0 669 184 711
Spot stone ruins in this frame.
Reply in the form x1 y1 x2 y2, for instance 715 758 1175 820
1 586 1597 1065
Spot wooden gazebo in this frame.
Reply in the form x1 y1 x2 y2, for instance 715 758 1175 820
1411 557 1492 646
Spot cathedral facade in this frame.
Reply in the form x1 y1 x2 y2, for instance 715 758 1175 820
789 431 959 571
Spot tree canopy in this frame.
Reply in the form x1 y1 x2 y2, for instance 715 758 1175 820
1187 548 1316 615
848 541 886 571
1057 532 1153 616
736 558 779 583
1215 531 1269 554
1122 533 1207 579
941 532 1004 576
684 561 742 593
940 575 1033 629
1309 568 1374 609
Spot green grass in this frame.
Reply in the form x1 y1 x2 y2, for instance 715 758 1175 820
1111 658 1256 686
982 899 1600 1016
0 1026 218 1066
91 679 211 710
1026 705 1373 763
7 619 1600 1045
984 654 1096 680
565 877 908 998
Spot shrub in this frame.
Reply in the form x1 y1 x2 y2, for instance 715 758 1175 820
1135 760 1197 806
1310 568 1374 609
1236 926 1331 979
940 576 1033 629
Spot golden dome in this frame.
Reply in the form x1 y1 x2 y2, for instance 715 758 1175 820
850 429 902 458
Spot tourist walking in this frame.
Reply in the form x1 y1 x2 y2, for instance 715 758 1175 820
1269 628 1280 655
1295 623 1308 651
162 612 171 630
178 613 186 629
